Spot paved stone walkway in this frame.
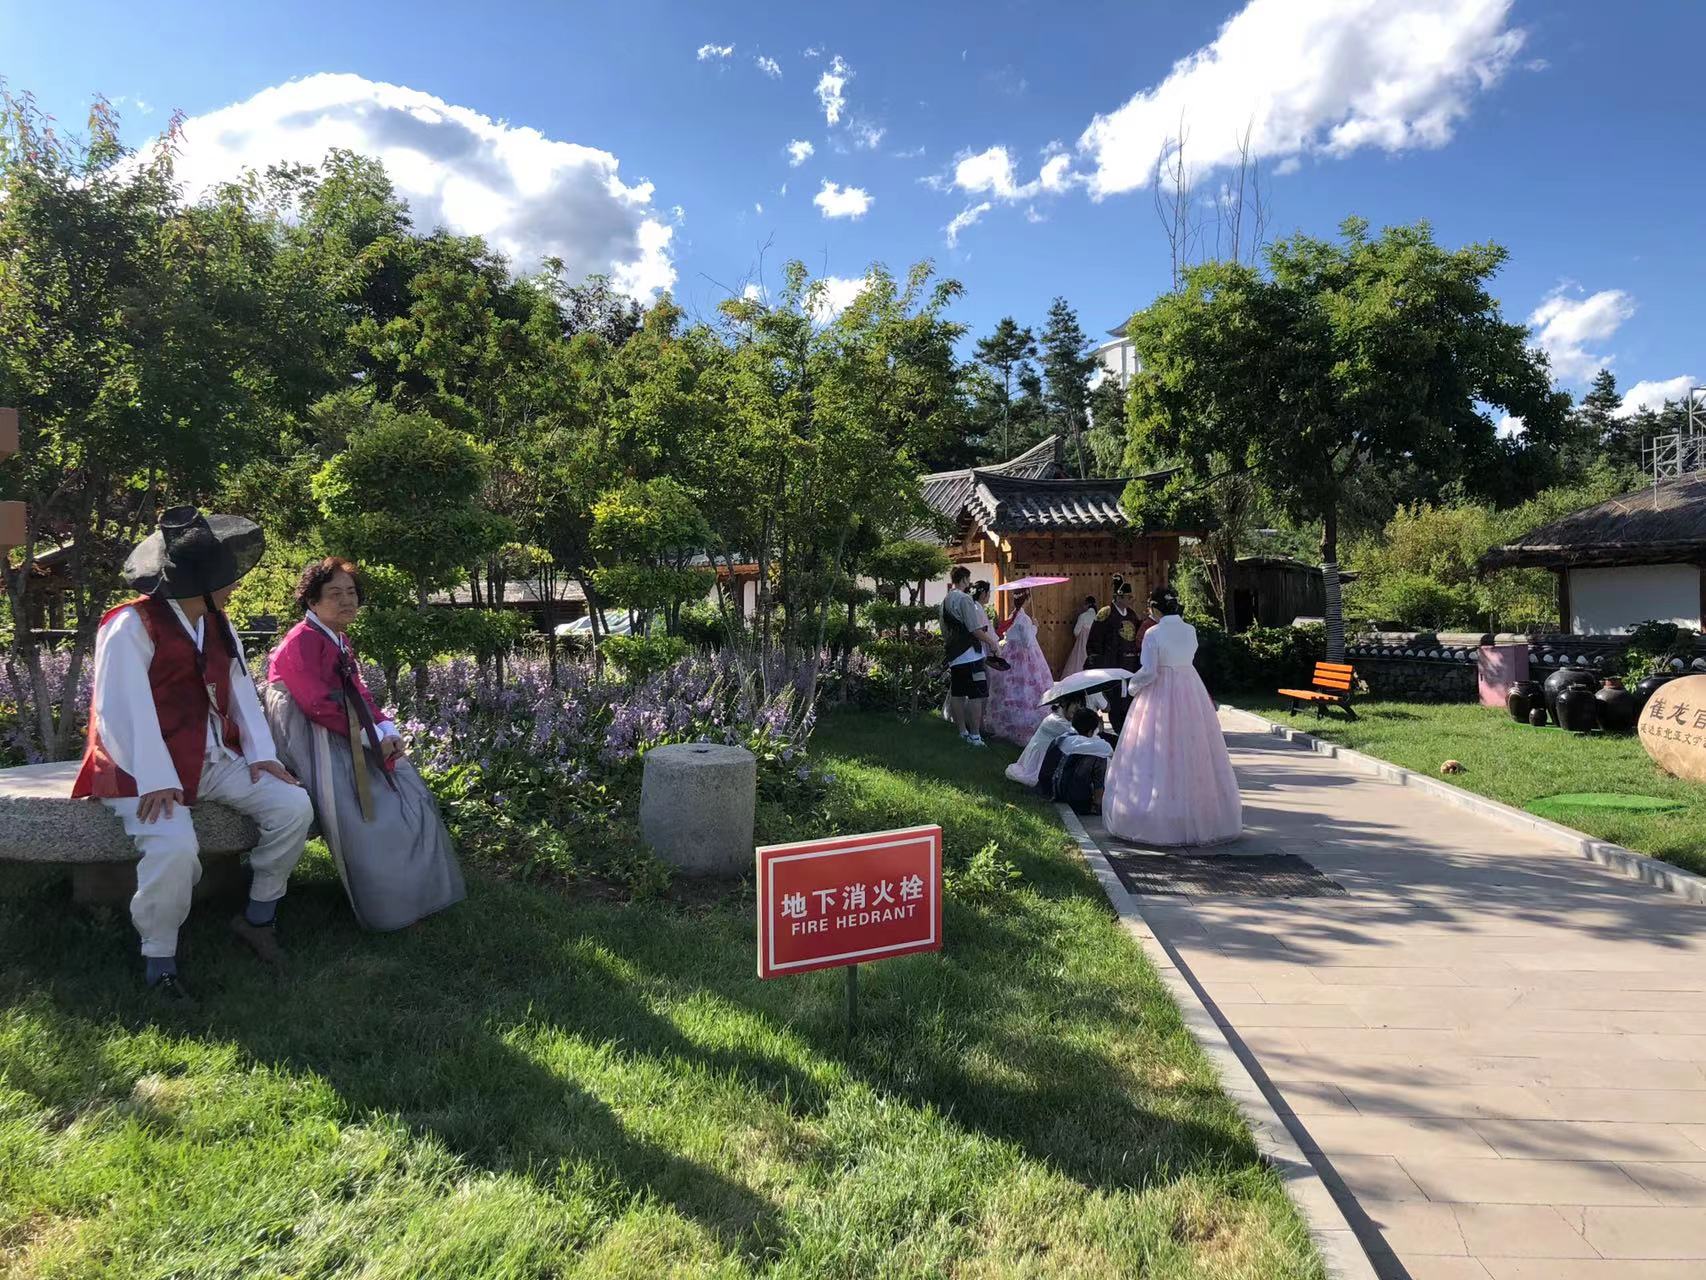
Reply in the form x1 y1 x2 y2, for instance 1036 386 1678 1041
1097 710 1706 1280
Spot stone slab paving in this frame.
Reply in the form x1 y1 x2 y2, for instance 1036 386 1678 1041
1104 711 1706 1279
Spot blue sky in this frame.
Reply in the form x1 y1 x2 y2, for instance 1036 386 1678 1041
5 0 1702 416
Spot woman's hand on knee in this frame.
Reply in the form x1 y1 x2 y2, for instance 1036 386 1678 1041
250 760 303 787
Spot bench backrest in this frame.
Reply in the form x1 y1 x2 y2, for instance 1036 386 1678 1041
1312 662 1355 694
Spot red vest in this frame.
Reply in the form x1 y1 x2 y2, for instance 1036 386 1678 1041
72 597 243 805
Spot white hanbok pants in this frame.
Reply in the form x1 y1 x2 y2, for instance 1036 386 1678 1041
103 755 314 957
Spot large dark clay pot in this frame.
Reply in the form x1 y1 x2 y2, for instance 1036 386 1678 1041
1595 678 1639 734
1507 679 1543 724
1527 707 1549 727
1556 684 1601 734
1544 667 1601 723
1634 673 1678 709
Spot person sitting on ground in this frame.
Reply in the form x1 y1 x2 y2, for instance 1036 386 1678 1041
1005 692 1086 787
72 506 314 1006
264 557 466 932
1035 707 1116 813
940 566 999 747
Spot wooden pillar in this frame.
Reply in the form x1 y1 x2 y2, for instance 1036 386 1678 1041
0 408 21 555
1556 568 1572 635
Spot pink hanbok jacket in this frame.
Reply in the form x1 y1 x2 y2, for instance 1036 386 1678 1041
267 618 397 764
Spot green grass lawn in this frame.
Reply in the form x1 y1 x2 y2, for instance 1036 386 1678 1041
0 711 1319 1279
1237 696 1706 876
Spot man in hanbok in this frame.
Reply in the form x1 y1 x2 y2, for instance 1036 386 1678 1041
73 507 314 1005
1088 578 1153 732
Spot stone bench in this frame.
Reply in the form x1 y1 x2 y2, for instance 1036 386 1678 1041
0 761 259 906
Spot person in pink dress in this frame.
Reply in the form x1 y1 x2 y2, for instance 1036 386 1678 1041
1061 595 1097 677
1102 587 1242 847
983 589 1057 745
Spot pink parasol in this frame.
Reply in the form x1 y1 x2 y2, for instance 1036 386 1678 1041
995 575 1070 592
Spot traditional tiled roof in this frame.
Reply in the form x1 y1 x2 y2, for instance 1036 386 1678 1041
913 436 1067 540
1480 472 1706 570
965 472 1134 533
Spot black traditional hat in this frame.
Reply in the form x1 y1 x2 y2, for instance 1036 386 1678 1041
122 506 266 599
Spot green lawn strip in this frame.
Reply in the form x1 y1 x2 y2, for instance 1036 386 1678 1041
1236 697 1706 876
0 710 1320 1280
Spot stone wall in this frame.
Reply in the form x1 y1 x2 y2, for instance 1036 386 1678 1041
1345 629 1706 704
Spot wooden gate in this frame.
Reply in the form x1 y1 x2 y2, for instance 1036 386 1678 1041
1018 562 1148 676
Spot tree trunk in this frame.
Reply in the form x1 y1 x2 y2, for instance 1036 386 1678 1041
1321 505 1345 663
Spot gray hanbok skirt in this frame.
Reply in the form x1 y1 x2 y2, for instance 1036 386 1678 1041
263 685 465 931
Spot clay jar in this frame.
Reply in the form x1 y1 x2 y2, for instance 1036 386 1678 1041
1544 667 1601 724
1595 677 1639 734
1635 673 1678 709
1556 684 1602 734
1527 707 1549 727
1507 679 1544 724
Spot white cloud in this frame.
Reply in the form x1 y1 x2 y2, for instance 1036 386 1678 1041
945 202 992 247
852 120 886 150
755 55 782 78
1615 376 1702 419
810 275 866 320
1528 286 1636 382
951 145 1077 201
786 138 815 167
816 55 850 125
1495 414 1524 438
1039 153 1074 192
1274 155 1303 176
954 146 1028 198
893 145 927 160
804 45 823 59
168 72 675 296
697 43 734 61
1024 205 1047 224
813 179 872 219
754 201 764 214
1076 0 1527 198
743 282 764 301
115 94 156 117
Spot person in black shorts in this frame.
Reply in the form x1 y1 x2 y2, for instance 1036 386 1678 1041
941 566 998 746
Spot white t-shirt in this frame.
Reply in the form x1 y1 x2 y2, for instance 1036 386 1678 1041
945 591 991 667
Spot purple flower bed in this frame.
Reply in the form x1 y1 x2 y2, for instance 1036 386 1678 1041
4 644 822 894
375 650 822 892
0 649 93 765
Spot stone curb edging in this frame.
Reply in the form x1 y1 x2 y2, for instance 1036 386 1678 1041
1218 704 1706 907
1054 803 1380 1280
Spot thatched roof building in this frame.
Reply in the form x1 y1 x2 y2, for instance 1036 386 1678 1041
1480 473 1706 635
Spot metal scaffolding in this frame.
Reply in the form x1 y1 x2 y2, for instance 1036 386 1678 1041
1643 385 1706 483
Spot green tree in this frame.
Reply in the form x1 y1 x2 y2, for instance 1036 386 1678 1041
589 477 714 636
973 317 1039 462
0 94 282 758
714 262 966 691
1123 218 1564 659
1086 374 1129 476
1039 297 1100 477
313 405 508 697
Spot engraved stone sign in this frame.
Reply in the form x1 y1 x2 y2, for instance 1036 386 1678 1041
1637 673 1706 783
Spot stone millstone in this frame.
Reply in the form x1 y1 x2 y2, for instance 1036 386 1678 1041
0 761 259 864
639 743 757 878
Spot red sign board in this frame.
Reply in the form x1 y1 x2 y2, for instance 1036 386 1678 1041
756 824 943 979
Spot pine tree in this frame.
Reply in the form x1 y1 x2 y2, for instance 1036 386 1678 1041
972 317 1038 461
1039 297 1099 477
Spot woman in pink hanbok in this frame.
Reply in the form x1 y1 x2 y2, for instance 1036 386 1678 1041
984 590 1057 745
1102 587 1241 847
1061 595 1097 677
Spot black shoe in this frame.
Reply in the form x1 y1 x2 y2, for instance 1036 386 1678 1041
149 973 198 1009
228 914 287 969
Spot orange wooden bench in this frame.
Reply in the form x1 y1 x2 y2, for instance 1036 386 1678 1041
1278 662 1358 720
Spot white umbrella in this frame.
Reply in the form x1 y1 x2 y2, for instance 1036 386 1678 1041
1038 667 1137 707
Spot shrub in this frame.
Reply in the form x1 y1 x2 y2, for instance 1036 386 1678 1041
1192 620 1324 699
599 633 690 680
